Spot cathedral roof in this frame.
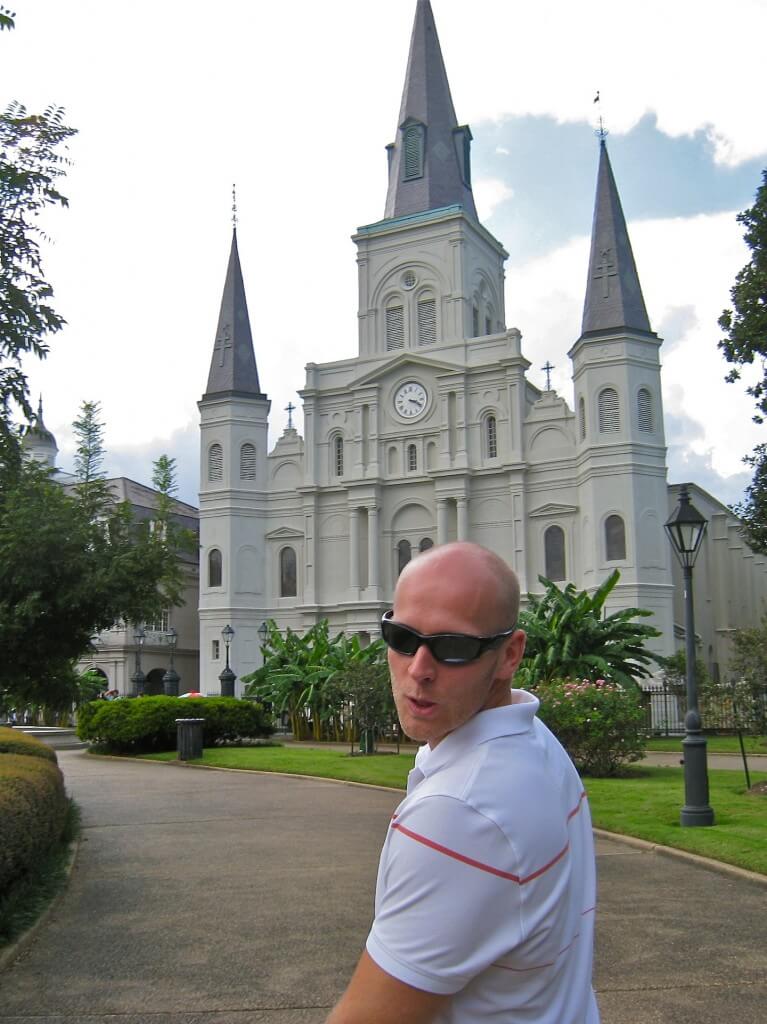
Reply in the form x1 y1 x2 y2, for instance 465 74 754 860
203 229 265 400
384 0 477 221
580 140 652 338
23 396 57 447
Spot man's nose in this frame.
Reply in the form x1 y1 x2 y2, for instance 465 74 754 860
408 641 438 682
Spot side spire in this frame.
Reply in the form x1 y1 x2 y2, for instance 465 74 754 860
384 0 477 220
581 140 652 337
203 228 264 399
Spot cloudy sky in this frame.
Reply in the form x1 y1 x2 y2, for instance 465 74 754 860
6 0 766 507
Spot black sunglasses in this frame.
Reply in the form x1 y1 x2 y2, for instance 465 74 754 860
381 610 516 665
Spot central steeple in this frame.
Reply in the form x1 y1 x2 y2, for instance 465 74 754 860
384 0 477 221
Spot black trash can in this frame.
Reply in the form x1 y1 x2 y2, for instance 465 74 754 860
176 718 205 761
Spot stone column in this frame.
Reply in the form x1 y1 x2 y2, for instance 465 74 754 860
368 506 380 588
457 497 469 540
349 507 360 590
437 499 450 545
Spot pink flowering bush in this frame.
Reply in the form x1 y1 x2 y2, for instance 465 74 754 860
531 677 647 776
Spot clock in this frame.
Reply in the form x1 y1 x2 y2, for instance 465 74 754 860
394 381 428 419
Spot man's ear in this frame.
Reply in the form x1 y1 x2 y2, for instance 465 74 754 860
502 629 527 678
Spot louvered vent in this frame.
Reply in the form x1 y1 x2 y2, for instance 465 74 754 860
417 299 436 346
208 443 223 481
240 443 256 480
404 125 423 179
637 388 653 432
386 306 405 350
598 388 620 433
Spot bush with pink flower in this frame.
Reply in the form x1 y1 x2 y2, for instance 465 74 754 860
531 677 647 776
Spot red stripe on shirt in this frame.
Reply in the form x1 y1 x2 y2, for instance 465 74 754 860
391 822 569 886
492 931 581 973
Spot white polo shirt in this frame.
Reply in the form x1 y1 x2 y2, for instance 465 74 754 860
366 691 599 1024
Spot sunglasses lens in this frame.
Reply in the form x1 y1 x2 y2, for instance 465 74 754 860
429 636 481 663
382 619 421 656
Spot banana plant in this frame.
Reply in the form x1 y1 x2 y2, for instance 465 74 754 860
517 570 662 689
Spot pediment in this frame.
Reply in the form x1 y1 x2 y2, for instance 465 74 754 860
527 502 579 518
265 526 304 540
351 352 462 389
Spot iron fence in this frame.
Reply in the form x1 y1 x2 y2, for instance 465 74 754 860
642 683 767 736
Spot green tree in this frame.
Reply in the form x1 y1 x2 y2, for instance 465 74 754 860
0 98 76 462
516 570 662 689
0 407 192 709
719 169 767 552
243 620 385 740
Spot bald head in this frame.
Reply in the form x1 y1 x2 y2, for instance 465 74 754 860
395 542 520 635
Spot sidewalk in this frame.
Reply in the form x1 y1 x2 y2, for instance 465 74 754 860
0 749 766 1023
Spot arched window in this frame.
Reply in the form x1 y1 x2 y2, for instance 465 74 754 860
484 306 494 337
419 537 434 553
240 442 256 480
407 444 417 472
598 387 620 433
417 296 437 345
403 123 425 180
578 396 586 441
208 442 223 481
485 414 498 459
544 526 566 582
280 546 297 597
386 302 405 350
637 388 653 432
397 539 411 575
333 435 344 477
605 514 627 561
208 549 222 588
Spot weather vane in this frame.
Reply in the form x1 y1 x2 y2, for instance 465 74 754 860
593 90 609 141
232 183 238 230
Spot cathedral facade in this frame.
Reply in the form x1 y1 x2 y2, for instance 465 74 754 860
198 0 678 692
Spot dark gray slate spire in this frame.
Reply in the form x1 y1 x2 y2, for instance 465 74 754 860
581 140 652 336
384 0 477 220
204 230 264 399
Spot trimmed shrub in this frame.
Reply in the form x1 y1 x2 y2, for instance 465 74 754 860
0 726 58 762
532 678 646 777
0 753 68 893
76 696 273 753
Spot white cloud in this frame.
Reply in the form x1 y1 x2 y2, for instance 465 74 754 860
474 177 515 220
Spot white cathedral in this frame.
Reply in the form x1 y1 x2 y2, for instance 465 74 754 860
197 0 765 694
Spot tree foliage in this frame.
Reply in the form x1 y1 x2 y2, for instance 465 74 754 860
0 407 193 710
0 99 76 459
243 621 387 741
719 169 767 552
516 570 662 689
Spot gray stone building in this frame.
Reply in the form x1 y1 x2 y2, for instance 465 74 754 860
197 0 766 694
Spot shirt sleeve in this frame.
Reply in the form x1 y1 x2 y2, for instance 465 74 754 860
366 794 525 995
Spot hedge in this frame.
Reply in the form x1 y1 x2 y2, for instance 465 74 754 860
77 696 273 753
0 726 58 762
0 751 68 893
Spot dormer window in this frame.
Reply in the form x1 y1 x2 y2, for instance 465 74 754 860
403 122 425 180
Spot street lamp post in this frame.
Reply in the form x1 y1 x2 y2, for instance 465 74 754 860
665 485 715 827
163 626 180 696
131 626 146 697
219 623 236 697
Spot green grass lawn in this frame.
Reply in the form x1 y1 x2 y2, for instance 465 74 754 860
646 735 767 754
141 745 767 875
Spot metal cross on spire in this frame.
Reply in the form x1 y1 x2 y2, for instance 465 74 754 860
593 90 609 141
542 361 554 391
285 401 296 429
232 183 238 230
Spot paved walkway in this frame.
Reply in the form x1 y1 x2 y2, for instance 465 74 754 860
1 750 766 1023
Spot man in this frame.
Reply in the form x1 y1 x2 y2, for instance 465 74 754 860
328 542 599 1023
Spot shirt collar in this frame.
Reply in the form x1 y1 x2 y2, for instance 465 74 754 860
414 689 539 779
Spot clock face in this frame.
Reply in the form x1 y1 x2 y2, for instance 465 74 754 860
394 381 428 419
